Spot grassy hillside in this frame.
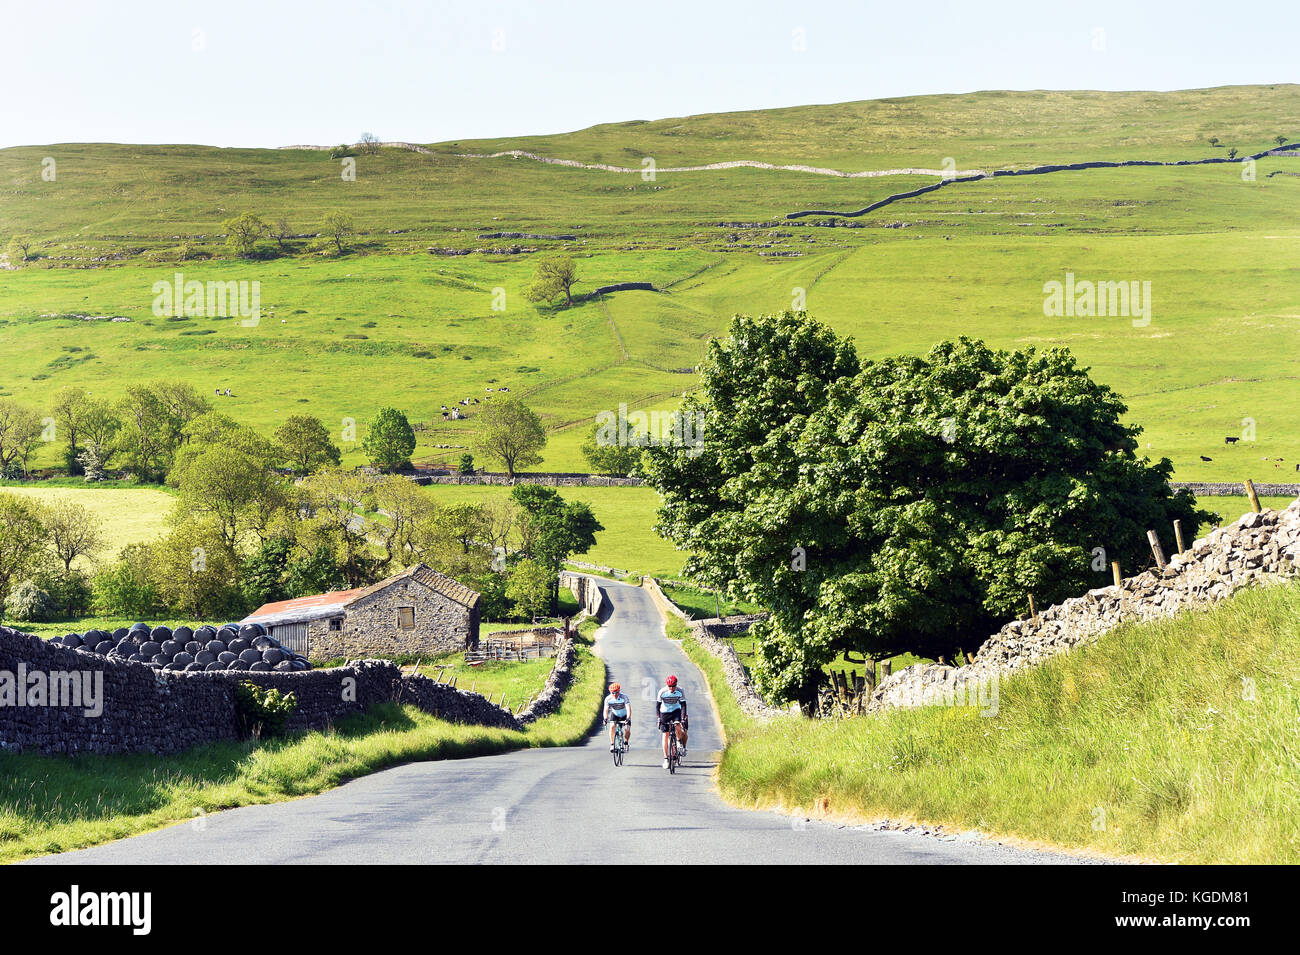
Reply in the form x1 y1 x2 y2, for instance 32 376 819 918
2 85 1298 486
442 86 1300 169
702 579 1300 864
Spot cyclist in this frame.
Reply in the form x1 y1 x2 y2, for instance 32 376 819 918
604 682 632 752
657 674 688 768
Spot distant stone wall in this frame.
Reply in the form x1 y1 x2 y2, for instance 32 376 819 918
691 617 787 721
871 499 1300 713
1170 481 1300 497
560 572 607 617
0 628 518 756
414 472 644 487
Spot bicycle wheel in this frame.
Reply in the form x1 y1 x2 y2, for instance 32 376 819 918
613 727 624 766
668 734 677 774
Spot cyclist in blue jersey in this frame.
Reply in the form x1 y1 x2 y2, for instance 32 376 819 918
603 682 632 752
657 674 688 768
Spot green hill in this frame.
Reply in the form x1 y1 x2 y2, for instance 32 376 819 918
1 85 1298 481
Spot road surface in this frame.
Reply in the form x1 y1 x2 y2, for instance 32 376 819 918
32 578 1083 864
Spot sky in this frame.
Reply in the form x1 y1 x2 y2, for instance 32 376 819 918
1 0 1296 149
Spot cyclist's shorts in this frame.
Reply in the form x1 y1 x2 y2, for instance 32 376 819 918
609 713 629 724
659 712 684 733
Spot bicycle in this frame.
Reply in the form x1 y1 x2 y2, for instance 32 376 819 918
609 719 628 767
663 718 682 774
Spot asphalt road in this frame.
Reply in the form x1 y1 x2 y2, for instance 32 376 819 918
33 578 1083 865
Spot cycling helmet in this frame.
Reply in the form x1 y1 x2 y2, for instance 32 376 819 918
609 682 621 693
666 674 678 686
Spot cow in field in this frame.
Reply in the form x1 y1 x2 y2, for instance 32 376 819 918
1225 436 1241 444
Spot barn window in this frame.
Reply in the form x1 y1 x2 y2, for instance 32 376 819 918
329 617 343 632
397 607 415 630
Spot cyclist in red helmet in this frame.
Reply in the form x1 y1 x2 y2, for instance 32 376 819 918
657 674 688 768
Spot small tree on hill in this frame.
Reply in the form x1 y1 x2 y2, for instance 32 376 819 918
271 215 294 251
323 211 354 253
524 254 579 307
362 407 416 471
222 213 267 257
7 235 33 263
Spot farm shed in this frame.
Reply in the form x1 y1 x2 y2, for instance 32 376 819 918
241 564 480 663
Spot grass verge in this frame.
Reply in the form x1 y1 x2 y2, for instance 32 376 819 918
702 580 1300 864
0 638 605 863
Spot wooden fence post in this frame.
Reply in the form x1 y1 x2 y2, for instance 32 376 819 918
1111 561 1122 587
1245 479 1262 514
1173 519 1186 554
881 660 892 679
1147 530 1167 570
1027 595 1038 626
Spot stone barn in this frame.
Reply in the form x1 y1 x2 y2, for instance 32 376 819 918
241 564 481 663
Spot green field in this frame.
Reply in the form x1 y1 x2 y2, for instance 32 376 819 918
0 485 174 566
422 483 685 576
3 85 1299 485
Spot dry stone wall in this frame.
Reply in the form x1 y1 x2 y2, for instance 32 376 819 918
0 627 519 756
870 500 1300 712
692 617 788 721
516 637 579 724
561 572 607 617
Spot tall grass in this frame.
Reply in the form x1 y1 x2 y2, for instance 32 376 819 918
704 581 1300 863
0 642 605 863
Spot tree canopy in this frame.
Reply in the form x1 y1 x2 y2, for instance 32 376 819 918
475 397 546 477
362 406 416 471
643 312 1211 705
524 254 579 306
275 414 341 475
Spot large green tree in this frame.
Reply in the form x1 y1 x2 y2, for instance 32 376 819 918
0 398 44 477
275 414 341 474
362 407 416 471
580 419 643 477
0 493 47 619
475 397 546 478
644 314 1211 705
